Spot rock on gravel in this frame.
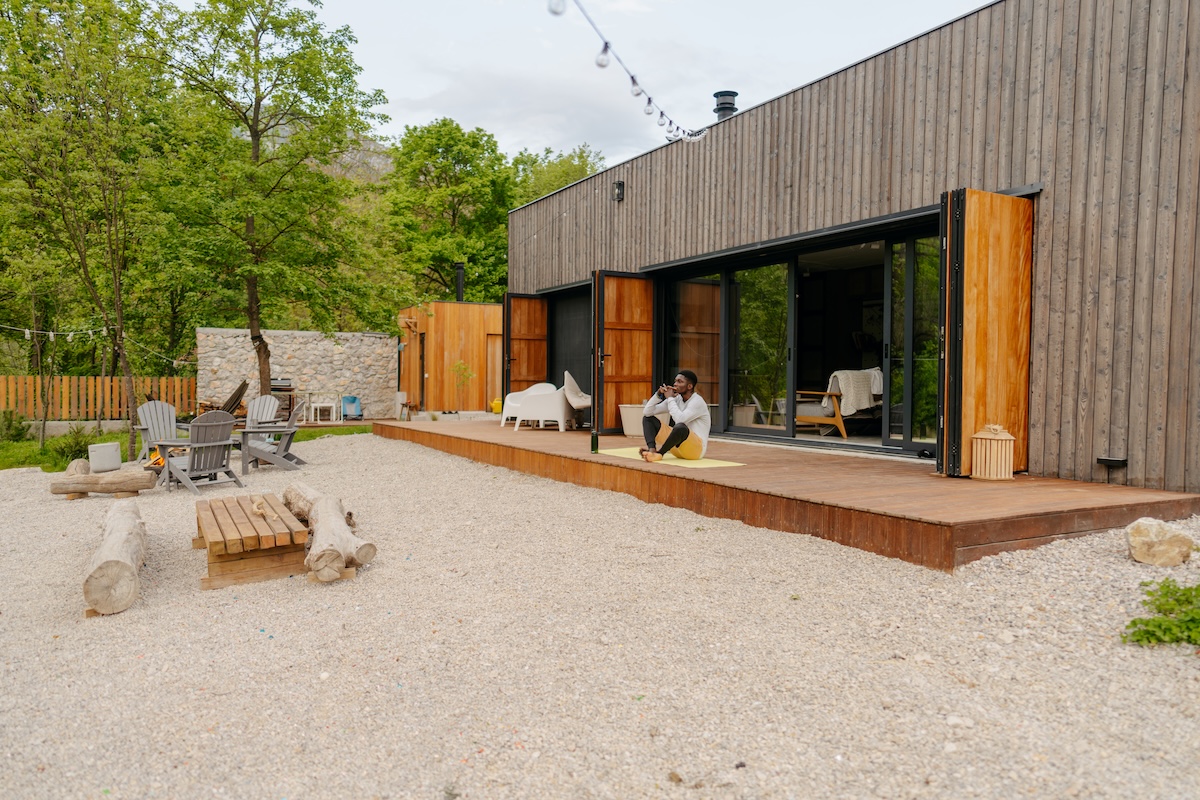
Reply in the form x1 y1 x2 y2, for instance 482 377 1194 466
1 434 1198 799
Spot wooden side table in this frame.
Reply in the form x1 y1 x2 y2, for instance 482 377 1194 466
193 494 309 590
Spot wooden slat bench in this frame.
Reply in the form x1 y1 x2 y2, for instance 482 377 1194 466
192 494 309 590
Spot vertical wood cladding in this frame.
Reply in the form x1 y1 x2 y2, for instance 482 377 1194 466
508 0 1200 492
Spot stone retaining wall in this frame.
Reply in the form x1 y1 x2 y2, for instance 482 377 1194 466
196 328 397 418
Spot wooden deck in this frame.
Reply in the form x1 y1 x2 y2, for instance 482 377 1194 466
373 421 1200 571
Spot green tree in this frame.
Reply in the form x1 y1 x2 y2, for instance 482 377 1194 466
385 118 514 303
156 0 386 394
513 143 605 207
0 0 167 455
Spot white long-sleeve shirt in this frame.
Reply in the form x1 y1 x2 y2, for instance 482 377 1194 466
643 391 711 457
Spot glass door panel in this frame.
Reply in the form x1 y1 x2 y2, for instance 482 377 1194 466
728 263 789 432
885 235 940 451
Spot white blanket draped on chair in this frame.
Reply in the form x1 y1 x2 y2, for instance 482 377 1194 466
822 367 882 416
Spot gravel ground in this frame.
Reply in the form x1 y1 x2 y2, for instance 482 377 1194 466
2 433 1198 799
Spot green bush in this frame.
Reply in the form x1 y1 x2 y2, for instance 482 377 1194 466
48 423 98 465
1123 578 1200 647
0 410 30 442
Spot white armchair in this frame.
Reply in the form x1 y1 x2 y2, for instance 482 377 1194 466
500 382 556 427
513 387 572 432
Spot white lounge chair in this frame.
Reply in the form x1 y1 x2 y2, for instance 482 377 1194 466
563 370 591 426
512 387 572 432
500 382 556 427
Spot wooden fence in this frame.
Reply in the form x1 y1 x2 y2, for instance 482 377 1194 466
0 376 197 420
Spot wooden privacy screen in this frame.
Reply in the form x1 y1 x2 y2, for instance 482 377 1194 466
505 294 548 394
943 188 1033 476
0 376 197 420
595 274 654 432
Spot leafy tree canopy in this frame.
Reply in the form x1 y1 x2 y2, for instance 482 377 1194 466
513 143 605 207
385 118 514 303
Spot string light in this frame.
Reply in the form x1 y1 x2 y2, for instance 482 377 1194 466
550 0 708 143
1 322 109 339
123 335 198 366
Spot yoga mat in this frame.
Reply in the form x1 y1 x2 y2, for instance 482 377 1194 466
598 447 744 469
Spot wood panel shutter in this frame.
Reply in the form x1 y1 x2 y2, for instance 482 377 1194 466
940 188 1034 476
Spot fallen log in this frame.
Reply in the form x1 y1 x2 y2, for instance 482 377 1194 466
282 482 357 528
282 484 375 582
83 499 147 615
51 459 155 500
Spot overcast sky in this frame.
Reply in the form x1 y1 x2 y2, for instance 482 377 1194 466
308 0 991 166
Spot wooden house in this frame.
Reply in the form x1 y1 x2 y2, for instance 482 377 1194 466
398 302 503 413
505 0 1200 493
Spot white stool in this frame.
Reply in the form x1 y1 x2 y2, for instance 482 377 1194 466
308 392 342 423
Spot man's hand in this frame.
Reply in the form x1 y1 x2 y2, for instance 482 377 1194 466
659 384 675 398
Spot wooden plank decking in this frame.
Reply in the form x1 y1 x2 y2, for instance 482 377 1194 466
373 420 1200 571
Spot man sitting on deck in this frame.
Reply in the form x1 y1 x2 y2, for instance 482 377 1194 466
640 370 711 462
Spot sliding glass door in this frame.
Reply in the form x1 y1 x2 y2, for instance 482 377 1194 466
884 235 940 453
727 263 791 434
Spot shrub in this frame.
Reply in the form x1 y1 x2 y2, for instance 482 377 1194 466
48 423 98 465
1123 577 1200 647
0 410 30 442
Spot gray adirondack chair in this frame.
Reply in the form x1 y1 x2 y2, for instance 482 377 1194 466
245 394 280 426
240 394 282 452
135 400 187 463
240 400 308 475
160 410 244 494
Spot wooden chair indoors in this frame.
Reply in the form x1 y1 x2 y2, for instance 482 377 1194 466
794 368 883 439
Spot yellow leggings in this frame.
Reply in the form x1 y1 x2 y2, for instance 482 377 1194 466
655 426 703 460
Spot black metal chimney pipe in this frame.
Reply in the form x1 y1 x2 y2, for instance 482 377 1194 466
454 261 465 302
713 90 738 122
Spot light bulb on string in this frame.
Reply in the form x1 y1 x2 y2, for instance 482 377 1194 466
547 0 567 14
24 329 30 340
49 332 55 342
67 333 74 342
643 97 654 115
630 77 642 97
657 111 667 127
595 43 610 68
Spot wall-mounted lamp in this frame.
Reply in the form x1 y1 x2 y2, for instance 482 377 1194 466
612 180 625 202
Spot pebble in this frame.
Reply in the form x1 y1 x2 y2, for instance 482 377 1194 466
1 434 1198 799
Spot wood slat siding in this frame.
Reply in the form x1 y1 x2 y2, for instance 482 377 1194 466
397 302 504 412
508 0 1200 492
0 376 196 420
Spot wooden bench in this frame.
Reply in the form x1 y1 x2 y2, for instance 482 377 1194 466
192 494 309 590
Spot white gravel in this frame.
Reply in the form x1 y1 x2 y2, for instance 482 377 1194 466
2 433 1198 799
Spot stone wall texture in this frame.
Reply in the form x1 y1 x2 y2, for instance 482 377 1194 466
196 328 398 418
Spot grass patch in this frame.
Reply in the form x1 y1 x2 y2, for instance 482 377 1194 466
0 423 374 472
294 425 372 442
0 428 138 472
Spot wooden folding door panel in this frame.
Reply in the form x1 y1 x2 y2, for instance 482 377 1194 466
594 273 654 433
942 188 1033 476
504 294 548 395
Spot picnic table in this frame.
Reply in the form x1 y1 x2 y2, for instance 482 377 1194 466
192 494 309 590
